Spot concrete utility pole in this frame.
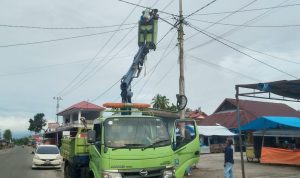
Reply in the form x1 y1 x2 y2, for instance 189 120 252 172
53 96 62 123
178 0 185 119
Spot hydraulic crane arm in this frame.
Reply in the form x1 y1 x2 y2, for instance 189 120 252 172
120 8 158 104
120 45 149 103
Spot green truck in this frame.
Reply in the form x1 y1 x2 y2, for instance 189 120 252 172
61 9 200 178
61 110 200 178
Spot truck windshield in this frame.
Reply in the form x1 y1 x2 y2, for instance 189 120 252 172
104 117 171 148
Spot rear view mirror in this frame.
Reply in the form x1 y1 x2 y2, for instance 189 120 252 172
88 130 96 143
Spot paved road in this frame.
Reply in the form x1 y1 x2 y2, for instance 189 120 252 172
190 153 300 178
0 146 63 178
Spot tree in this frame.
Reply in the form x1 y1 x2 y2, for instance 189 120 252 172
167 103 178 112
28 113 47 133
151 94 170 110
14 137 29 145
3 129 12 141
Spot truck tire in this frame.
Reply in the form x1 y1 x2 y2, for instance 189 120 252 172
80 167 89 178
89 171 94 178
69 165 79 178
64 164 70 178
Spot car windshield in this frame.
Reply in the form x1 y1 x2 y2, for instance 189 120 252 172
36 146 59 154
104 117 171 148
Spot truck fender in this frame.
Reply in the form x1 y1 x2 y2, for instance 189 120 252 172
89 161 100 178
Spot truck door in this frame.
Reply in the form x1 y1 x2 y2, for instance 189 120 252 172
173 119 200 178
89 123 102 178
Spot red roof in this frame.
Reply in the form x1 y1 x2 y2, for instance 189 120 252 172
199 98 300 128
58 101 105 115
187 111 207 119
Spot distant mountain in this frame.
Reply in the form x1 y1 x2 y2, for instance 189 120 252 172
12 131 31 139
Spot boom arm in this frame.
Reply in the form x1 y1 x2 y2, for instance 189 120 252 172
120 45 149 103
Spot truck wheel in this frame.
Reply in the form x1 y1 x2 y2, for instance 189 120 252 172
80 167 89 178
64 164 70 178
89 171 94 178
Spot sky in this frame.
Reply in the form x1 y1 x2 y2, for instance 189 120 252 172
0 0 300 138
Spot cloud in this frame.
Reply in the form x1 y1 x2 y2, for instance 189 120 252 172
0 115 29 133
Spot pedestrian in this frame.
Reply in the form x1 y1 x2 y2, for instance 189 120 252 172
224 138 234 178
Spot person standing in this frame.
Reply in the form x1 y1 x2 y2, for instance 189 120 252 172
224 139 234 178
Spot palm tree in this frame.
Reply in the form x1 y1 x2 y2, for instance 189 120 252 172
151 94 170 110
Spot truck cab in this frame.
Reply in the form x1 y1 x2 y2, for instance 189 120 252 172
88 110 199 178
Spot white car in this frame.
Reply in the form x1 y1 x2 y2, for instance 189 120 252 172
32 144 62 169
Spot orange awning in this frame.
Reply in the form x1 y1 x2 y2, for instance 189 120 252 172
261 147 300 165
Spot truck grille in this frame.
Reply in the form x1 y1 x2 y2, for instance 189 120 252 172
120 167 164 178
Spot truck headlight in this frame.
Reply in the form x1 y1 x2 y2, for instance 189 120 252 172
102 171 122 178
162 168 175 178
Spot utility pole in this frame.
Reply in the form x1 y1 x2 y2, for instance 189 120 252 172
178 0 185 119
53 96 62 123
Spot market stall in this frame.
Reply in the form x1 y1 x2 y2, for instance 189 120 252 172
198 125 236 153
241 116 300 165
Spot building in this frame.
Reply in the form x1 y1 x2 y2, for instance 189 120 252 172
199 98 300 129
44 101 105 145
199 98 300 152
186 108 208 125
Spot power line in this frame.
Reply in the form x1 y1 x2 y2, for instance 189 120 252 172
134 32 177 99
186 54 260 82
92 79 121 102
93 31 178 102
186 0 292 51
60 26 137 97
57 0 143 96
189 18 300 28
156 23 177 45
197 29 300 65
0 23 136 30
60 0 164 97
92 0 167 102
118 0 178 17
161 0 175 11
185 0 218 19
0 55 132 78
154 62 177 87
0 26 135 48
194 3 300 16
187 24 298 79
185 0 258 41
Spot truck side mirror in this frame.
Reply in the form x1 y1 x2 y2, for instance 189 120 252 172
88 130 96 143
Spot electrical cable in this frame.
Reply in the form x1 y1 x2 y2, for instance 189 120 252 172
0 26 135 48
196 29 300 65
186 0 292 51
60 25 137 97
0 55 132 78
118 0 178 17
185 0 218 19
186 54 260 82
134 32 177 99
194 3 300 16
92 79 121 102
185 0 258 41
188 18 300 28
187 24 298 79
0 23 136 30
92 26 177 102
57 0 144 97
61 0 164 97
